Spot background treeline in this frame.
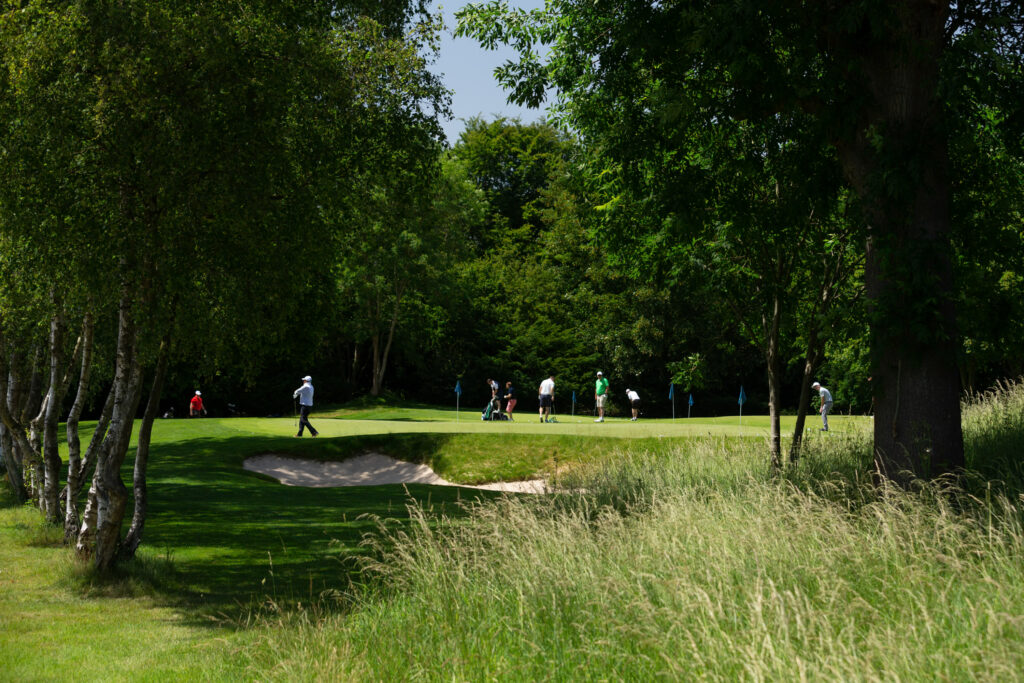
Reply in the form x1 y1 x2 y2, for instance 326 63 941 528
179 112 1024 422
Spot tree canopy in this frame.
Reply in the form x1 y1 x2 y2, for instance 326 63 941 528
457 0 1024 478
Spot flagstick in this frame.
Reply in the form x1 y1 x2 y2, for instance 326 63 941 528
456 393 459 422
672 394 676 421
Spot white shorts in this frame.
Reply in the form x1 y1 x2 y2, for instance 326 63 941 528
595 394 607 408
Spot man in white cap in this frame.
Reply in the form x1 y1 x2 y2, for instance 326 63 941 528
189 391 206 417
594 371 609 422
812 381 833 431
293 375 319 437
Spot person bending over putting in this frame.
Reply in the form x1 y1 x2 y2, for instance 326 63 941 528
293 375 319 437
626 388 641 421
812 381 833 432
538 375 555 423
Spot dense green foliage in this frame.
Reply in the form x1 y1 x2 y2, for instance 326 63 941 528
452 1 1024 477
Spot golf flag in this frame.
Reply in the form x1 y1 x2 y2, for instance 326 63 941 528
669 383 675 400
454 380 462 423
738 386 747 406
689 393 694 407
572 390 576 404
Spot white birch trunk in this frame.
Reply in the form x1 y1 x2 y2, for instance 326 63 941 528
123 336 170 560
41 311 68 524
65 313 95 540
77 288 145 571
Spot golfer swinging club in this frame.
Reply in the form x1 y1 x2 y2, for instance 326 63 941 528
293 375 319 438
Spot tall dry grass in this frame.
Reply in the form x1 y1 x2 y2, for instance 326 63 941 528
963 377 1024 489
246 381 1024 681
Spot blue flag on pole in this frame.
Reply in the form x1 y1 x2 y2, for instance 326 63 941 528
454 380 462 396
669 383 674 400
572 390 576 404
689 393 694 407
738 386 747 406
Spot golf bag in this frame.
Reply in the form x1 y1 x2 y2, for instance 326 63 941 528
482 395 507 421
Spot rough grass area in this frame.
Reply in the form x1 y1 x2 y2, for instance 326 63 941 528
243 382 1024 681
249 480 1024 681
2 381 1023 680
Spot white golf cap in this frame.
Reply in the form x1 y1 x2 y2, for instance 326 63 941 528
195 391 201 396
596 371 603 376
302 375 312 382
812 381 820 387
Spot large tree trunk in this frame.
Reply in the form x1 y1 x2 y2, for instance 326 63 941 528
122 335 170 560
76 288 145 572
65 312 96 541
837 2 963 482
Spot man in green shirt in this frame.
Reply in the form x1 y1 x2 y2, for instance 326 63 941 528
594 371 609 422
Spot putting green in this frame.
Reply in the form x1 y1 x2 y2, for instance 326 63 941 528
218 412 871 440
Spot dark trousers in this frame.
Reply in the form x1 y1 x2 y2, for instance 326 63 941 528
298 404 318 436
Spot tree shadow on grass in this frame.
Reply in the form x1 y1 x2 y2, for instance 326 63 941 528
119 432 504 625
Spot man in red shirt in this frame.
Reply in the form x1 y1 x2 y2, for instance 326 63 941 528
190 391 206 417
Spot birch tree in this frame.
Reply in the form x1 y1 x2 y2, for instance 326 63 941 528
1 0 444 570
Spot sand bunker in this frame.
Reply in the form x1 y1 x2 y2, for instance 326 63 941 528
243 453 548 494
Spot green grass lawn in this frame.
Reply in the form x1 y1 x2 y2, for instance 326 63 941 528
6 396 1020 681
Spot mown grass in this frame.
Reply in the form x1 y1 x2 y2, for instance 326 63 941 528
0 490 247 682
2 383 1023 680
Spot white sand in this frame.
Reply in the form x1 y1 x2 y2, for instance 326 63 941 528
243 453 548 494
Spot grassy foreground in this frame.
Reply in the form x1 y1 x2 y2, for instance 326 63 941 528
246 384 1024 681
1 385 1023 680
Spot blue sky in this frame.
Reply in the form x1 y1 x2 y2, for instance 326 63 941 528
430 0 550 144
